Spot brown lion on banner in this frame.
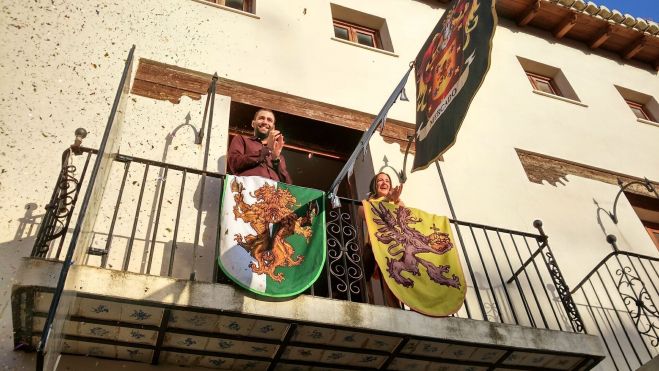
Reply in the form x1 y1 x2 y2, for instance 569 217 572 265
231 179 316 282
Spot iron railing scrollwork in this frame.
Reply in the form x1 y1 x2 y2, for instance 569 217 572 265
325 203 364 301
571 242 659 370
31 146 91 258
614 259 659 347
506 220 585 333
528 219 585 333
543 247 585 333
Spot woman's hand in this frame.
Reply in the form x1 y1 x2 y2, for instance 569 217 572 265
386 184 403 204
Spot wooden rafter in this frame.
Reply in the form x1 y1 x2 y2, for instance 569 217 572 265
517 0 541 27
553 13 578 39
589 25 613 49
623 36 647 60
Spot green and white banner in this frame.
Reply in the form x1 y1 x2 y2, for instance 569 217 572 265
218 175 326 298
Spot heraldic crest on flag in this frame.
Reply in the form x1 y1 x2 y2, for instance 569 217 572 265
219 175 326 298
363 199 466 316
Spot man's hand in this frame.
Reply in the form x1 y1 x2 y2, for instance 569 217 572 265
266 130 280 150
272 131 285 159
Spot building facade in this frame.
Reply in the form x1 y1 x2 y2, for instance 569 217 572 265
1 0 658 370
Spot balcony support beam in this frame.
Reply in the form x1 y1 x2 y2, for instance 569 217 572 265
553 13 578 39
517 0 541 27
589 25 613 49
624 36 647 60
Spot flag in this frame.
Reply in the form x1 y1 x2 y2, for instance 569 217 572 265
218 175 326 298
362 199 466 316
413 0 497 171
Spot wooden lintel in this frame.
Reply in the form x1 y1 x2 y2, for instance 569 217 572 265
589 25 613 49
623 37 646 60
130 59 416 152
515 148 659 197
553 13 578 39
517 0 541 27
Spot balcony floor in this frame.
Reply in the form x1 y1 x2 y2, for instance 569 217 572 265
12 258 605 370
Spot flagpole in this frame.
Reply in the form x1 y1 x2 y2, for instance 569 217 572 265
435 160 483 318
327 64 414 208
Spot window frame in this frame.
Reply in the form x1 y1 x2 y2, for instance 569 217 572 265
648 225 659 250
333 19 381 49
625 99 654 121
526 72 561 96
204 0 254 13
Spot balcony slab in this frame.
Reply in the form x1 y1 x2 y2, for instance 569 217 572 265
13 258 606 370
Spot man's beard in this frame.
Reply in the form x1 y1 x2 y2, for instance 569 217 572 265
255 129 269 140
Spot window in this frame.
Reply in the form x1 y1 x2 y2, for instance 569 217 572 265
615 86 659 124
649 226 659 249
517 57 581 102
203 0 253 13
526 72 561 96
333 19 380 49
625 192 659 250
625 99 654 121
329 3 394 53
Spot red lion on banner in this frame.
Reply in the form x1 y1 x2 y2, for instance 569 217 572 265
417 0 480 119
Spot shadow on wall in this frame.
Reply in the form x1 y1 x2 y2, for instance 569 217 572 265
1 203 44 264
158 158 224 283
0 204 42 324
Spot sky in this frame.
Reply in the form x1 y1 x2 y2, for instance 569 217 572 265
594 0 658 22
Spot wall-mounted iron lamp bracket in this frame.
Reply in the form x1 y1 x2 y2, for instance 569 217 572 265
607 177 658 224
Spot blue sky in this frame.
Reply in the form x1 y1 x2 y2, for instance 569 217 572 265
595 0 658 21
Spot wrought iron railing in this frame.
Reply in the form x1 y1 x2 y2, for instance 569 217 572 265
31 150 584 334
320 198 583 333
570 235 659 370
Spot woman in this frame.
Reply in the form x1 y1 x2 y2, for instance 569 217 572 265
367 172 404 206
359 172 404 307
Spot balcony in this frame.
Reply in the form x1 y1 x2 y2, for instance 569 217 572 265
10 143 611 370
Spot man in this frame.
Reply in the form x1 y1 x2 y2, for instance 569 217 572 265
227 108 292 184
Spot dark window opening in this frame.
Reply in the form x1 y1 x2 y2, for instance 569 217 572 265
227 102 362 198
625 192 659 250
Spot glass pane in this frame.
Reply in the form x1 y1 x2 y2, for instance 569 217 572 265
356 32 375 47
629 106 649 120
225 0 245 10
334 26 349 40
533 78 555 95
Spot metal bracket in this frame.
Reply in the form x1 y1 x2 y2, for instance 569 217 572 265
115 154 133 163
607 177 658 224
87 248 108 256
328 192 341 209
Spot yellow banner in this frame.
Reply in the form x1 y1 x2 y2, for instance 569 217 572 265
362 199 466 316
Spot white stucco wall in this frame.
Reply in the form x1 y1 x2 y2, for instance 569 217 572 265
1 0 658 369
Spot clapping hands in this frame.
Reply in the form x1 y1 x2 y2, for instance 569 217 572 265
267 130 285 159
386 183 404 205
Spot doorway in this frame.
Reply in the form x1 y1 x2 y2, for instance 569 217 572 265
226 102 362 197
